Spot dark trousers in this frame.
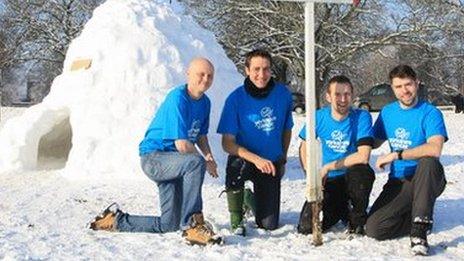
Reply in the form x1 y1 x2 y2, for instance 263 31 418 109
297 164 375 234
226 155 284 230
365 157 446 240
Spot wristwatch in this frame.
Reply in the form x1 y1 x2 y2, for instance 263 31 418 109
397 150 404 160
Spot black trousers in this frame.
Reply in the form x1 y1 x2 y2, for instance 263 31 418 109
226 155 284 230
365 157 446 240
297 164 375 234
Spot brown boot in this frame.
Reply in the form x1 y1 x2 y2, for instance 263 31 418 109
90 203 121 231
182 213 222 246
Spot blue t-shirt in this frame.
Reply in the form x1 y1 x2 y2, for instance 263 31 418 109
139 84 211 155
299 107 373 179
373 100 448 179
217 83 294 162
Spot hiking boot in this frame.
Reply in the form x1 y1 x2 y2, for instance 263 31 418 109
410 221 430 256
182 213 222 246
90 203 121 231
347 224 365 236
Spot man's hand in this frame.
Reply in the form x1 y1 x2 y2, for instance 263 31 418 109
375 152 398 170
204 154 218 178
253 157 276 176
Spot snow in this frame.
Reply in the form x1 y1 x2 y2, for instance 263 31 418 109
0 0 463 259
0 111 463 259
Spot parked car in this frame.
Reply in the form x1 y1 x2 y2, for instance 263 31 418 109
353 83 428 111
292 92 305 114
428 90 464 113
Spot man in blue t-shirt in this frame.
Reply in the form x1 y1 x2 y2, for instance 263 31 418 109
217 49 293 235
90 58 221 246
297 75 375 236
365 65 447 256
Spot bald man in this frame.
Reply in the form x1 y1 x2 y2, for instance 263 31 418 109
90 58 222 246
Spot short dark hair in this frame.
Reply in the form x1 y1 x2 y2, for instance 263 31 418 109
245 49 272 68
327 75 353 93
389 65 417 82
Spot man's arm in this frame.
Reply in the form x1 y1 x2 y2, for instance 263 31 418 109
175 139 197 153
197 135 218 178
222 134 276 176
376 135 445 170
196 135 213 158
299 140 307 171
321 145 371 176
282 129 292 162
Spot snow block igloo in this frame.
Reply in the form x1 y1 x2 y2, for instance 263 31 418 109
0 0 242 179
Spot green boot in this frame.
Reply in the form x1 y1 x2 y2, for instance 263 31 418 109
226 188 246 236
243 188 257 218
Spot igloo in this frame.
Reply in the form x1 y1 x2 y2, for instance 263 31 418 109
0 0 242 179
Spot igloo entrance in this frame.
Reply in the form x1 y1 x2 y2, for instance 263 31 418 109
37 116 73 170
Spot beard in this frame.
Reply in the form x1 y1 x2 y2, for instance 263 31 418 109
399 95 418 107
335 104 349 115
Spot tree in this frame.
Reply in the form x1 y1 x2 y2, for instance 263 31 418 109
1 0 103 104
181 0 464 102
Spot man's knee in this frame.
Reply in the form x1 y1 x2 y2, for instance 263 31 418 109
418 157 441 167
186 154 206 172
346 164 375 180
346 164 375 192
297 201 312 235
257 217 279 230
255 201 280 231
365 217 388 240
415 157 445 183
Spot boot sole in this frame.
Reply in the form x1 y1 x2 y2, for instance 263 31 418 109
185 236 223 246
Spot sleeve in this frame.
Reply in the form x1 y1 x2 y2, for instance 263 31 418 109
424 108 448 142
372 111 387 141
199 99 211 135
356 111 373 139
217 94 239 135
284 90 294 130
162 95 189 140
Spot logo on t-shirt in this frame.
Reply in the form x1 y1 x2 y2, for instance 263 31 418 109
326 130 349 153
188 119 201 142
389 127 412 150
254 106 276 132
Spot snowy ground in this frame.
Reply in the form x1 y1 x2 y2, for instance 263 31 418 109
0 109 463 260
0 107 26 129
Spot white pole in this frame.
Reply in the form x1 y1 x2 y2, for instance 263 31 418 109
304 1 322 204
274 0 357 246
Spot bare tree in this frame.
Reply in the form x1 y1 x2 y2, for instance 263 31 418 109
182 0 464 102
1 0 103 103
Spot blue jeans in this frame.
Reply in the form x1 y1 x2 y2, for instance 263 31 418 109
115 151 206 233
